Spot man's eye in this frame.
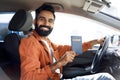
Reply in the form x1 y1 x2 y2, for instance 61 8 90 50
39 18 45 21
49 19 54 23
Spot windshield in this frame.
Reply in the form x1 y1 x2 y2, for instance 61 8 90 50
49 12 120 45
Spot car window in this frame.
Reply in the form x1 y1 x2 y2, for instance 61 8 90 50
0 13 14 41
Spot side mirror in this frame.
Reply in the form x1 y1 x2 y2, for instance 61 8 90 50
111 35 120 47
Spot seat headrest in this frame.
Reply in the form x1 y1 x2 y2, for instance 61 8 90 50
8 9 34 31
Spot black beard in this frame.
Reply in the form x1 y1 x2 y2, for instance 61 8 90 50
35 25 53 37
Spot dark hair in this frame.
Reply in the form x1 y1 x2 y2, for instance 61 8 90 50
35 3 55 19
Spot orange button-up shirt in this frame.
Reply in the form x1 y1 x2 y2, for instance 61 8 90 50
19 30 92 80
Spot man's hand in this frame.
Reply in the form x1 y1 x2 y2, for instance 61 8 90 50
58 51 76 66
97 37 105 45
90 37 105 46
49 51 76 73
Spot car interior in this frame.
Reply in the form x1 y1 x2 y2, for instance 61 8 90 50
0 0 120 80
1 9 120 80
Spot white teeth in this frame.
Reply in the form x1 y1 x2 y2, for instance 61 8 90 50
41 27 49 31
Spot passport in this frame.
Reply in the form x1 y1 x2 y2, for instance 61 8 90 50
71 36 82 54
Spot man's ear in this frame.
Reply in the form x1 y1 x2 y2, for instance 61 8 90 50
34 19 36 25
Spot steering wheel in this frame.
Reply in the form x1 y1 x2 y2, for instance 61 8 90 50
91 36 110 73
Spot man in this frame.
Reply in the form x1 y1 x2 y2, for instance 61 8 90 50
19 3 115 80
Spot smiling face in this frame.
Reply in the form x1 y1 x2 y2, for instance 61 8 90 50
37 10 55 29
35 10 55 37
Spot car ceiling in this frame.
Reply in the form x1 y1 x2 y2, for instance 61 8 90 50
0 0 85 12
0 0 120 30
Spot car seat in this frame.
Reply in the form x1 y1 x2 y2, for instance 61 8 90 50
3 9 33 80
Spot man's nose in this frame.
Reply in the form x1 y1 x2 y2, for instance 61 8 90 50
44 21 49 26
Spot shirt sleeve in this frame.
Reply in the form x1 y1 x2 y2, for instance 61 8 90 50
82 41 92 52
52 41 92 57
